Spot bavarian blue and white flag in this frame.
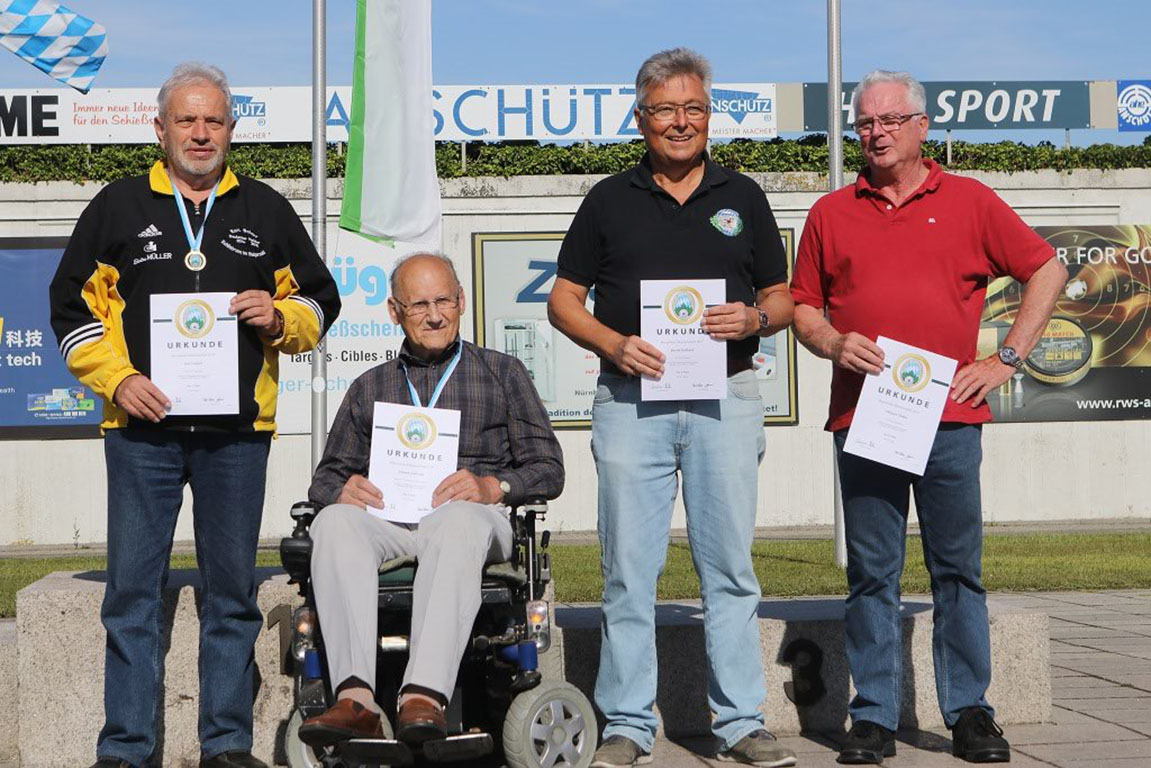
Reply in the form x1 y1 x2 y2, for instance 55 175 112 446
340 0 440 246
0 0 107 93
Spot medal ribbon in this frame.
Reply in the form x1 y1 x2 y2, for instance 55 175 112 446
402 343 463 409
171 172 219 257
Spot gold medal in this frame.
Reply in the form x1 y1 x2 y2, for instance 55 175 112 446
184 249 206 271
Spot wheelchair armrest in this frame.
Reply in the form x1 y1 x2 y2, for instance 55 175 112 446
515 498 548 521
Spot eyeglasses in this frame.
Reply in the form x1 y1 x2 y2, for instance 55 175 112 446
392 292 460 317
641 102 711 123
853 112 923 136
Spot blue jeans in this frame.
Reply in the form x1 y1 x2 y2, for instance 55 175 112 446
99 428 271 766
592 370 767 751
834 424 992 731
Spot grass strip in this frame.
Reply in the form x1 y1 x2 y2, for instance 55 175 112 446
1 534 1149 617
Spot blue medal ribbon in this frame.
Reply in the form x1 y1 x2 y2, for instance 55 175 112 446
170 170 219 264
402 343 463 409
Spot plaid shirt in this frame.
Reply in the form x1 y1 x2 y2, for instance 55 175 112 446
309 339 564 509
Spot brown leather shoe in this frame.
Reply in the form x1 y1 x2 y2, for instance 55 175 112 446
298 698 384 747
395 697 447 745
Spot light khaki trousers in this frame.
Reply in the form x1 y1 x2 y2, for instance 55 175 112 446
310 501 513 699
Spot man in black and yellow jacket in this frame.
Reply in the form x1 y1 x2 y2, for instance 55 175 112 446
49 62 339 768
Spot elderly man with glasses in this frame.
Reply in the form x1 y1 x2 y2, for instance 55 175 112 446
791 70 1067 765
298 252 564 748
549 48 795 767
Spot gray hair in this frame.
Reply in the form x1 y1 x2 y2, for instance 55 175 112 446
635 47 712 108
851 70 927 115
390 251 461 299
157 62 233 121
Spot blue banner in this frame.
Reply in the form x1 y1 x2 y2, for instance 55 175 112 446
0 237 100 435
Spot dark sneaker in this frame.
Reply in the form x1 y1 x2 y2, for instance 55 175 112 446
590 735 653 766
951 708 1010 763
199 751 269 768
838 720 896 764
718 729 798 766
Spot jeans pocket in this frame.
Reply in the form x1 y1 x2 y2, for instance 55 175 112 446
593 373 627 404
727 369 761 401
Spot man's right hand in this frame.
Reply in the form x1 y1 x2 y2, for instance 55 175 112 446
338 474 384 510
830 332 885 375
113 374 171 423
610 335 666 378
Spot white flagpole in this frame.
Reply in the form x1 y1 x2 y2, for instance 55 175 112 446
828 0 848 569
311 0 328 470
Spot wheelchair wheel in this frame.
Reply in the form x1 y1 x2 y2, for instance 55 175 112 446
503 679 597 768
284 708 396 768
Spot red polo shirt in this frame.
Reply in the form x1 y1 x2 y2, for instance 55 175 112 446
791 159 1054 432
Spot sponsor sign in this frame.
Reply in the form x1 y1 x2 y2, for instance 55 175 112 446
981 225 1151 423
0 238 101 436
470 231 797 428
1117 80 1151 132
803 81 1091 131
0 83 776 144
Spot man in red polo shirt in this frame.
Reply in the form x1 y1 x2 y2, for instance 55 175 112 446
791 70 1067 766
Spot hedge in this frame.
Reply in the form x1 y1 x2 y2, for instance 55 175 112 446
1 135 1149 184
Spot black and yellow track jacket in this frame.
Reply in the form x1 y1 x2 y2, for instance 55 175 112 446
49 161 341 432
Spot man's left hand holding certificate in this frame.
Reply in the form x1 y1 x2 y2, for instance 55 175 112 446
368 402 461 524
150 292 239 415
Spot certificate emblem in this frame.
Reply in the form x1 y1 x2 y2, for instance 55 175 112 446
892 353 930 393
663 286 704 325
397 413 437 450
710 208 744 237
175 299 215 339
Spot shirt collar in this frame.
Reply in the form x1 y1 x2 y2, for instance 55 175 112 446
628 151 728 195
854 157 943 201
149 160 240 197
399 338 462 368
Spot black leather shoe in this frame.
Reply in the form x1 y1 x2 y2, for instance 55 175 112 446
951 708 1010 763
90 760 133 768
199 751 269 768
838 720 896 765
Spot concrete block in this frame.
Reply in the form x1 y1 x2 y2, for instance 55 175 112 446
17 569 302 768
553 596 1050 736
0 620 16 763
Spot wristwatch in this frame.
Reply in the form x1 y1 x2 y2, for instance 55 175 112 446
997 346 1025 370
755 308 770 334
498 479 512 501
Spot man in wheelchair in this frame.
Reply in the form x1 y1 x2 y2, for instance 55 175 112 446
289 252 573 763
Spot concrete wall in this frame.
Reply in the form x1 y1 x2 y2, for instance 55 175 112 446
2 169 1150 545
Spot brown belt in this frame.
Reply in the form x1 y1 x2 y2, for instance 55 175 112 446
727 356 753 376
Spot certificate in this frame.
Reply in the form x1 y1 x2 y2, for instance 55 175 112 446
843 336 958 475
149 292 238 415
640 279 726 401
368 402 461 524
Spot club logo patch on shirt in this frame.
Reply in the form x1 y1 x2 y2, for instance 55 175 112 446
710 208 744 237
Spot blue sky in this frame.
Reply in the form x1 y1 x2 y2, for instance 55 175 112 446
3 0 1148 145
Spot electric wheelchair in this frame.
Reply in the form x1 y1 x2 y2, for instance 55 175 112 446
277 499 597 768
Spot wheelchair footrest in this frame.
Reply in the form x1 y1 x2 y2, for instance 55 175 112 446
423 732 495 762
340 738 415 766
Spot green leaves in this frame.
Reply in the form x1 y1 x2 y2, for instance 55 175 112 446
1 136 1148 183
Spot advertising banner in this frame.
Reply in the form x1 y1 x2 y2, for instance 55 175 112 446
981 225 1151 422
275 228 412 435
0 83 777 144
1117 80 1151 132
470 231 798 428
0 238 101 437
803 81 1091 132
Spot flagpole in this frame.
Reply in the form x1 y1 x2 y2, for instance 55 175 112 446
828 0 848 570
310 0 328 470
